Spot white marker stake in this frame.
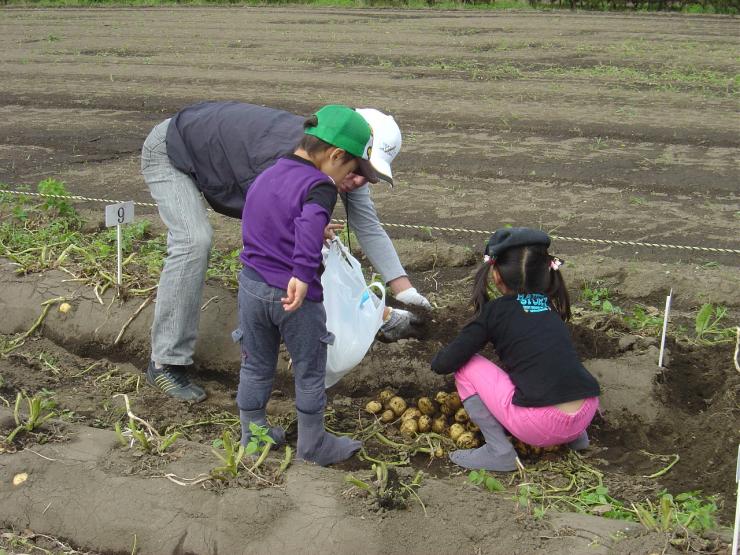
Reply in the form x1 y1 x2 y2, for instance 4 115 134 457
658 288 672 368
105 201 135 290
116 223 122 286
733 444 739 555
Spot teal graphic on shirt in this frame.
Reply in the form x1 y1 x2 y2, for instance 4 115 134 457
517 293 550 313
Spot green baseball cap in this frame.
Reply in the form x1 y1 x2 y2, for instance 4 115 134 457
305 105 378 182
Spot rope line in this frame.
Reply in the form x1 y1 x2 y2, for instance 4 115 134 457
1 188 739 256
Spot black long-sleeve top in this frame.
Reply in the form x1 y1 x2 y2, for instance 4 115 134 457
431 294 600 407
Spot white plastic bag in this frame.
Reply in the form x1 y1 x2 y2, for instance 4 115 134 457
321 238 385 388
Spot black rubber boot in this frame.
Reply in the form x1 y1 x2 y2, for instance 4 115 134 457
449 394 518 472
296 410 361 466
239 409 286 447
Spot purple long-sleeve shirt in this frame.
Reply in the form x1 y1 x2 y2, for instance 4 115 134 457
240 155 338 302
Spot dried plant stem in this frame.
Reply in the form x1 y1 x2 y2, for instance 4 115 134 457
114 294 153 345
114 393 159 439
641 452 680 479
2 296 69 355
201 296 219 311
162 473 212 487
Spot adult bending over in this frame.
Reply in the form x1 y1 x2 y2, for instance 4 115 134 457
140 101 430 402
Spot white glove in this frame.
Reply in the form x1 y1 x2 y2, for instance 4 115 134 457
395 287 432 311
379 308 424 342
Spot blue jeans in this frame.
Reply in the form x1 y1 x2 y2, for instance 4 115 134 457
235 270 334 415
141 119 213 366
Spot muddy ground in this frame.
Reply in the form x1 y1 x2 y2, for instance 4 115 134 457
0 6 738 555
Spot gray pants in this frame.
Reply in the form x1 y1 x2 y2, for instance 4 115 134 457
235 271 334 415
141 119 213 366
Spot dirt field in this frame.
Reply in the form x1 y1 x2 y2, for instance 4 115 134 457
0 6 738 555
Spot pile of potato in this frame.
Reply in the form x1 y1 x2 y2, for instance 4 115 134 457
365 390 483 450
365 390 565 459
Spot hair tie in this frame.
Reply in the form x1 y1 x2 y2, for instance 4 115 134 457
550 257 564 271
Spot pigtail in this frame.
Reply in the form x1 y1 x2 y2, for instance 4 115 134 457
469 263 492 321
546 258 572 321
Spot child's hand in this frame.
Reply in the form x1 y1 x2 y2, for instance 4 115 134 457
323 223 345 242
282 277 308 312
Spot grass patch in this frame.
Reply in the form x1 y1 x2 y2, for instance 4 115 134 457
0 179 240 297
539 64 739 95
299 52 737 95
512 452 720 546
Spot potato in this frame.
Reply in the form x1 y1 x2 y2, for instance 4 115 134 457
417 415 432 433
417 397 436 416
378 389 395 406
434 391 449 405
454 407 469 423
431 416 447 434
401 407 421 421
399 418 418 439
380 409 395 423
388 396 407 417
445 392 462 412
439 403 454 416
470 436 481 448
513 440 542 457
456 431 477 449
467 421 480 433
433 446 445 458
365 400 383 415
448 423 466 442
58 302 72 314
512 439 529 456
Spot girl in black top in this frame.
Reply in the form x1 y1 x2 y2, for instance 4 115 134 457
431 228 600 471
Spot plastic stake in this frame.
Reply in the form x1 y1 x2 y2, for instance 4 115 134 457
658 289 672 368
733 444 739 555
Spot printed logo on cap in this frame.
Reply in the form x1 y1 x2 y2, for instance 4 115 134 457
381 143 397 155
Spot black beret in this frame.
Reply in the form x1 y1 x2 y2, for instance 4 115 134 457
485 227 551 259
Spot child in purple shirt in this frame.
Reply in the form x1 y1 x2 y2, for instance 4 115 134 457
235 105 375 465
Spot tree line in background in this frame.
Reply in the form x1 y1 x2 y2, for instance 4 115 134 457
524 0 737 12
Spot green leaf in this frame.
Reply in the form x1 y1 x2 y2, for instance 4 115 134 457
484 476 504 492
659 494 674 531
695 304 713 335
245 441 258 455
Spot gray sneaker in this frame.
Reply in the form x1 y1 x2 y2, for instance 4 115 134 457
146 361 207 403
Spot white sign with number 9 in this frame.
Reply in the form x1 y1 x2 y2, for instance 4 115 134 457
105 201 134 227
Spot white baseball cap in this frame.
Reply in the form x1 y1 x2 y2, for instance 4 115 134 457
355 108 402 186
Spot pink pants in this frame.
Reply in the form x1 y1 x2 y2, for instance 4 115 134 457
455 354 599 448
